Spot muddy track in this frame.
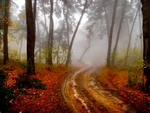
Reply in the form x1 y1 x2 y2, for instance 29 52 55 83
61 66 136 113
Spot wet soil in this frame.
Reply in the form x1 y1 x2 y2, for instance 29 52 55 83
61 66 137 113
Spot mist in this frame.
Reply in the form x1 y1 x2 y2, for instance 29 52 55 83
2 1 150 112
3 0 142 67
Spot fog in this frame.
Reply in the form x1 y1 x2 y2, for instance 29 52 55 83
4 0 142 66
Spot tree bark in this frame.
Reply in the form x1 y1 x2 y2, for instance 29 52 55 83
33 0 37 22
106 0 118 67
25 0 36 74
47 0 54 66
33 0 37 35
3 0 10 65
141 0 150 91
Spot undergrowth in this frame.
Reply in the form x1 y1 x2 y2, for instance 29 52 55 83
0 70 15 113
101 64 143 89
127 58 143 86
15 73 46 93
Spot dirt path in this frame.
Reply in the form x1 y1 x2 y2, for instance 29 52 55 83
61 66 136 113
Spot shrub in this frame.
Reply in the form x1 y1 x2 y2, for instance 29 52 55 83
0 70 15 113
16 73 46 93
0 87 15 112
0 70 7 86
18 60 27 70
16 77 46 89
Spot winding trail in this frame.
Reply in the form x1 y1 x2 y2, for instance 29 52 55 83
61 65 136 113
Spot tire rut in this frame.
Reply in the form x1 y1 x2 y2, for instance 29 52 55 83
61 66 136 113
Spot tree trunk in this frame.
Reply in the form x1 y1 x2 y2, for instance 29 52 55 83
103 0 110 37
56 23 65 64
47 0 54 66
33 0 37 36
111 0 126 66
63 5 70 64
66 0 88 66
79 43 90 62
3 0 10 65
139 7 142 55
79 21 99 62
124 8 139 66
19 30 23 60
106 0 118 67
33 0 36 62
42 1 49 41
64 6 70 50
0 32 2 51
36 21 42 63
141 0 150 91
25 0 36 74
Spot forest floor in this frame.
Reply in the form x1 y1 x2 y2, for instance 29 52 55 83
99 67 150 113
5 64 75 113
3 64 150 113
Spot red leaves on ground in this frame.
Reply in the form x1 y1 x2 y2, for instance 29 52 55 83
6 65 72 113
99 67 150 112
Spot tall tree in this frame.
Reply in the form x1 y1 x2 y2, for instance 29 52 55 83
47 0 54 65
79 22 100 61
103 0 110 39
3 0 10 64
66 0 88 66
106 0 118 67
111 0 126 66
63 1 70 51
55 22 65 64
141 0 150 91
124 7 139 66
25 0 36 74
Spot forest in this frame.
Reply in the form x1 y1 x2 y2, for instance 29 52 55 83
0 0 150 112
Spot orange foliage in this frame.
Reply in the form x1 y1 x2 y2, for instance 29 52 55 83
6 67 24 88
6 65 72 113
99 67 150 112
